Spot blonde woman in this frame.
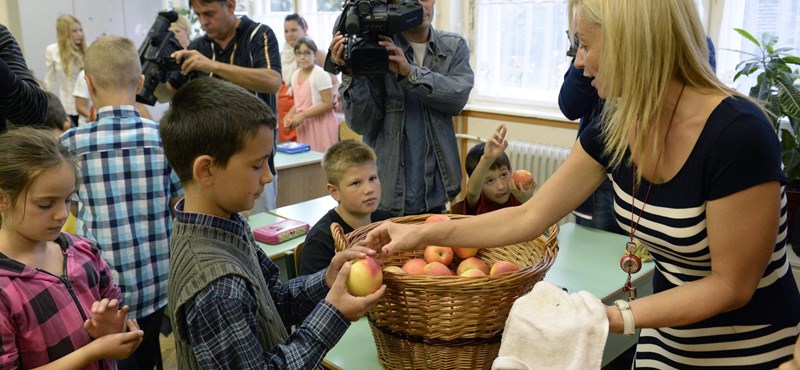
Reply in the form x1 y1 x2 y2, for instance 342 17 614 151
366 0 800 367
45 14 85 127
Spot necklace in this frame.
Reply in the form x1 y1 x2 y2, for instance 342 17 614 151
620 83 685 301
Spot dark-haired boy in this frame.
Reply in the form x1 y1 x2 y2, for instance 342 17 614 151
462 125 535 215
160 77 384 370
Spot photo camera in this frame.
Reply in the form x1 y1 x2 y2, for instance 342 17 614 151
136 10 183 105
325 0 423 75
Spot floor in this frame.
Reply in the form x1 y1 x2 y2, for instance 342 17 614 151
159 334 178 370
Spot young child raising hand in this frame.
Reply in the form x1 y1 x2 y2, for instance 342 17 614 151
0 127 142 370
463 125 535 215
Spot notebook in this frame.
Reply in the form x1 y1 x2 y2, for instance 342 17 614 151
276 141 311 154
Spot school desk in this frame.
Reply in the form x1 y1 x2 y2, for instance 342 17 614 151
268 195 338 227
274 150 327 207
321 222 655 369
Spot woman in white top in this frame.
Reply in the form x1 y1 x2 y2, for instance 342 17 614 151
45 14 85 127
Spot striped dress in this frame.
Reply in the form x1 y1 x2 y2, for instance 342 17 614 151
581 96 800 369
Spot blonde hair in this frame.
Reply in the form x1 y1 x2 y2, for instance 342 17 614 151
0 127 78 224
84 35 141 90
56 14 86 78
569 0 745 182
173 14 191 34
323 140 377 186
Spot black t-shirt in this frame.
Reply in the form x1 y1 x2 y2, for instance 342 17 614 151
298 208 392 276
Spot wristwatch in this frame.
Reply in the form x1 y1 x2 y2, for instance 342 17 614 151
613 299 636 336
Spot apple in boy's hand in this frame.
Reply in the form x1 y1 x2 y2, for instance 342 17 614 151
383 266 406 274
512 170 533 188
453 247 478 259
402 258 428 275
423 262 453 276
424 246 454 265
425 214 451 223
490 261 521 275
457 257 489 275
346 256 383 296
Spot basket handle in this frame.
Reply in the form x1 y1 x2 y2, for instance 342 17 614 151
331 222 347 253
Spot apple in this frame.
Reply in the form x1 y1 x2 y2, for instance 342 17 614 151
453 247 478 259
457 257 489 275
460 269 487 277
490 261 521 275
402 258 428 275
346 256 383 296
512 169 533 189
383 266 406 275
423 262 453 276
424 246 454 265
425 214 451 223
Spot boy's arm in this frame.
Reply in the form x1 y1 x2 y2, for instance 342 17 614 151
466 155 494 207
185 275 349 369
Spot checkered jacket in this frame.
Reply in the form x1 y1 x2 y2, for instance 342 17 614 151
60 106 183 319
0 233 120 370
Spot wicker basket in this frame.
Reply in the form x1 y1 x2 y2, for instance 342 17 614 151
332 214 559 370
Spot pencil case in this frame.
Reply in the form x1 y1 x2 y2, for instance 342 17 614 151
253 219 310 245
276 141 311 154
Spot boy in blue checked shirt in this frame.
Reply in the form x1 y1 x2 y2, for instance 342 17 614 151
60 35 183 370
160 78 385 370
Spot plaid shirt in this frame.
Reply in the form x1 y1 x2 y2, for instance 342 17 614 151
175 202 350 369
0 234 120 370
60 106 183 319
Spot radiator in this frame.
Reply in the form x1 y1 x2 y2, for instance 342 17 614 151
505 140 574 224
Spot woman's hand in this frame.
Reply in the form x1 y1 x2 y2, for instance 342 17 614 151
365 222 427 257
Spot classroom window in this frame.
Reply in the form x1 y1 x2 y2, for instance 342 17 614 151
471 0 572 109
245 0 340 54
714 0 800 93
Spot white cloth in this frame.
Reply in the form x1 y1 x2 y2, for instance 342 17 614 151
492 281 609 370
44 43 79 116
281 44 297 86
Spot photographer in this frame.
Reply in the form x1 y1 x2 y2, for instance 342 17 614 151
166 0 282 212
330 0 474 216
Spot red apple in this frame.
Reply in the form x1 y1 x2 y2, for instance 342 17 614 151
346 256 383 296
425 214 451 223
423 262 453 276
424 246 454 265
457 257 490 275
383 266 406 275
490 261 521 275
460 269 487 277
402 258 428 275
453 247 478 259
512 169 533 189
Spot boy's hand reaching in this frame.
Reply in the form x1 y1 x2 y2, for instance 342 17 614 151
483 124 509 160
83 298 129 339
325 262 386 322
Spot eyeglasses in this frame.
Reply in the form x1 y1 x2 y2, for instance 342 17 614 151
295 50 314 57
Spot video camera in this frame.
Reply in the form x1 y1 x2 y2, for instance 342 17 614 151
136 10 183 105
325 0 423 76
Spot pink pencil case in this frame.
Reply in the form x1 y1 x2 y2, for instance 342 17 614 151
253 219 309 245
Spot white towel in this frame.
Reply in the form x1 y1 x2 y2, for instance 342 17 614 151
492 281 609 370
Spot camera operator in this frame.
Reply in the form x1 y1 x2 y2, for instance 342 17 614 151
165 0 282 212
330 0 474 216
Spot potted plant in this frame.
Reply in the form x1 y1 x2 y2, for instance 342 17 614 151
731 29 800 248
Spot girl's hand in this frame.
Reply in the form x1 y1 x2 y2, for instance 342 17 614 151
85 319 143 361
83 299 128 339
288 113 305 129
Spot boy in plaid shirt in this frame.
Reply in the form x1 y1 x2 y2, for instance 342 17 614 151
60 36 183 370
161 78 384 369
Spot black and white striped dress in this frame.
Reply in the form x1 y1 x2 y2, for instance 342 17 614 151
581 96 800 369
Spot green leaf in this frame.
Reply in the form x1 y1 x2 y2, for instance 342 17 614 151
734 28 760 47
762 33 779 50
785 56 800 65
777 81 800 119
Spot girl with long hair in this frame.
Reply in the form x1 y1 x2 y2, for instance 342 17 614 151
45 14 86 127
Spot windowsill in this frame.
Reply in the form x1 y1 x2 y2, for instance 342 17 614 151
464 101 576 124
